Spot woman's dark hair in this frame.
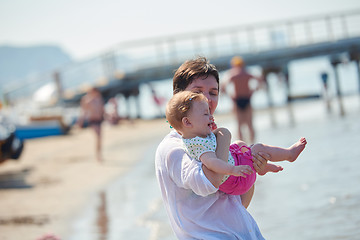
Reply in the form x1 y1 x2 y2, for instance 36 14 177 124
173 56 219 94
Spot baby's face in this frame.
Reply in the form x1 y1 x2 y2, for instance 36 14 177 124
187 100 212 137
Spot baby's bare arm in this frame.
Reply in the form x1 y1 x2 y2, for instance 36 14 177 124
203 127 232 187
200 152 252 177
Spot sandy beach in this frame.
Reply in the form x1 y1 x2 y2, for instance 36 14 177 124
0 118 170 240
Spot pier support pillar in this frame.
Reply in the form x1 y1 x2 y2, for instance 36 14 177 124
262 68 277 128
355 59 360 94
349 51 360 94
282 65 295 127
330 56 345 117
262 63 293 128
349 50 360 108
122 85 141 119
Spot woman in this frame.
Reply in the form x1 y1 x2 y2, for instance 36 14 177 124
155 57 270 239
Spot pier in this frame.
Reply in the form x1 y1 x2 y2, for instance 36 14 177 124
3 9 360 118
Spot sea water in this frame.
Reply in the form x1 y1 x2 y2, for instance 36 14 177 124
69 57 360 240
247 96 360 240
120 56 359 120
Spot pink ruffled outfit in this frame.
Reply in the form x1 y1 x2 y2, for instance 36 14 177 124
218 144 256 195
183 133 256 196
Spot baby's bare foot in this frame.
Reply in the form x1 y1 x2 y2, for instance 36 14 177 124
288 137 307 162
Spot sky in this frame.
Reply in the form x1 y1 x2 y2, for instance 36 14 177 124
1 0 360 60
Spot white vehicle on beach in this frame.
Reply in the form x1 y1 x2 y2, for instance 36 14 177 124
0 114 24 164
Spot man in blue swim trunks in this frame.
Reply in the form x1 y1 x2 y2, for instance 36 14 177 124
221 56 264 144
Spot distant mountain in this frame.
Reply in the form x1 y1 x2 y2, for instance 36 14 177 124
0 45 73 87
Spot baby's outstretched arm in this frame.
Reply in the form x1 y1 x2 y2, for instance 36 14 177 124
201 127 231 188
200 152 253 177
212 127 253 176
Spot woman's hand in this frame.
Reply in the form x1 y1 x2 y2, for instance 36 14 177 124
252 151 270 175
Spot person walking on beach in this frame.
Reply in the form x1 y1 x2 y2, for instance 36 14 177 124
222 56 264 144
155 57 270 239
78 87 105 162
165 90 307 197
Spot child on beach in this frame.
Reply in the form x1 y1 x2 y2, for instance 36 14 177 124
166 91 307 195
78 87 105 162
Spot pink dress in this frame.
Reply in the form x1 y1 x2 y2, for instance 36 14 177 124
219 144 256 195
183 133 256 195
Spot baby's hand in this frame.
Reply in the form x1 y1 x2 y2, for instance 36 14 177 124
232 165 253 177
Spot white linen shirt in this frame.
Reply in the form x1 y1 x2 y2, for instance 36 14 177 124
155 130 265 240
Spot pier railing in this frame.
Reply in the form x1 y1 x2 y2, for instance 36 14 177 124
3 9 360 103
100 9 360 71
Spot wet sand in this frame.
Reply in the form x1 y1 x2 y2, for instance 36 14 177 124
0 118 170 240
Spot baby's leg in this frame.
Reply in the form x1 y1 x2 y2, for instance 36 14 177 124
251 137 307 163
233 140 281 176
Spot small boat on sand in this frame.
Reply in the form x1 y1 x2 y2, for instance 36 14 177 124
15 115 71 140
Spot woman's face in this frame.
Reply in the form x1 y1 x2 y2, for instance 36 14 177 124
184 75 219 115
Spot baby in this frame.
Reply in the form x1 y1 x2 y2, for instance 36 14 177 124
166 91 307 195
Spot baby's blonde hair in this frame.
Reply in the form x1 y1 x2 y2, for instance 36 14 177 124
166 91 208 131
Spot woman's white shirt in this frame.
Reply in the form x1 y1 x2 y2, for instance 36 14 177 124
155 130 265 240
